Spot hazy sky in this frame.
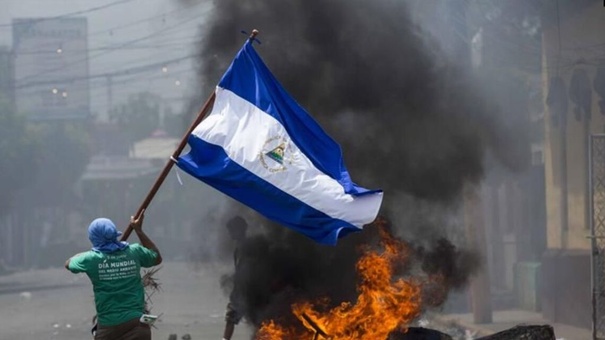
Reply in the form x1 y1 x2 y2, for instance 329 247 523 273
0 0 210 119
0 0 461 121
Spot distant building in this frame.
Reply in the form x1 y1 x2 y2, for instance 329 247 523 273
131 129 179 160
12 17 89 120
91 122 131 157
79 128 179 222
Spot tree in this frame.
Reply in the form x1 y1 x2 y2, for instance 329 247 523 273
0 93 39 215
21 121 91 207
109 92 161 148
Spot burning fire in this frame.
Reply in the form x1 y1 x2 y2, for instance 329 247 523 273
256 221 423 340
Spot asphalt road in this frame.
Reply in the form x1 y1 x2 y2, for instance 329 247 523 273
0 262 254 340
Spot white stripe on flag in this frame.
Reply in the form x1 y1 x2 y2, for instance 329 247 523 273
192 87 383 227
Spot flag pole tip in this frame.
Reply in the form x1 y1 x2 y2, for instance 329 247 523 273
250 29 259 39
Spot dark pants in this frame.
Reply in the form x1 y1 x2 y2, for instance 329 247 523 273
95 318 151 340
225 301 243 325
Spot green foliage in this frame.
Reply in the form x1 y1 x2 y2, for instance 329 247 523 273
0 94 39 215
0 92 92 211
109 92 161 145
22 121 92 207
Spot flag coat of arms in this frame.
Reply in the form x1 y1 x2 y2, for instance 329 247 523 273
177 40 383 245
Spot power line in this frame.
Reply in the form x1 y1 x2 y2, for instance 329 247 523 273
85 71 195 104
85 1 206 39
12 27 203 74
14 9 209 85
16 53 196 89
14 28 203 83
4 0 207 50
86 67 195 98
20 61 197 113
10 45 197 116
3 4 207 81
13 36 204 55
0 0 136 29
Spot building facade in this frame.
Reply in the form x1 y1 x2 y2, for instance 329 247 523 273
541 0 604 329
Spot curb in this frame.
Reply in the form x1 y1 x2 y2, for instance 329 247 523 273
0 282 85 295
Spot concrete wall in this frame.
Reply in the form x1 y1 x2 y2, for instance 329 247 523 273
540 0 603 328
543 0 605 251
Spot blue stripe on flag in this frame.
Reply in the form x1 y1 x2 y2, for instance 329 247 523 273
178 135 362 245
218 42 379 196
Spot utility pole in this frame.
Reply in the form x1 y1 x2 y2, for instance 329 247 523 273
0 47 15 112
106 75 113 118
464 185 493 323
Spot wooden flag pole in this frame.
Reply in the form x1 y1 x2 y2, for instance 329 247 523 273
120 92 215 241
121 29 259 241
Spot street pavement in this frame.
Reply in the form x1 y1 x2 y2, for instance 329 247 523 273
1 262 591 340
0 262 253 340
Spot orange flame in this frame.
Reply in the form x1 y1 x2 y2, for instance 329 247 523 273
256 222 423 340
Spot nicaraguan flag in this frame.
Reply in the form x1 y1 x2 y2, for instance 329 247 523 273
177 40 383 245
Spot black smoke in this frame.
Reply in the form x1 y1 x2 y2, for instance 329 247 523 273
221 217 479 331
194 0 526 203
183 0 526 334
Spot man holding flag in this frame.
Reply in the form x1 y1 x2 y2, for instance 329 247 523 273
65 213 162 340
177 31 383 246
88 29 382 340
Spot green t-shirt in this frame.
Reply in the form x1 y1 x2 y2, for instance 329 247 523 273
68 243 159 326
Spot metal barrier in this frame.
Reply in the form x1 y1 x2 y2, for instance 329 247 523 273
590 134 605 340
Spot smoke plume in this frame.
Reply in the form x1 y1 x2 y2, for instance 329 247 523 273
194 0 526 203
219 216 479 331
182 0 527 334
